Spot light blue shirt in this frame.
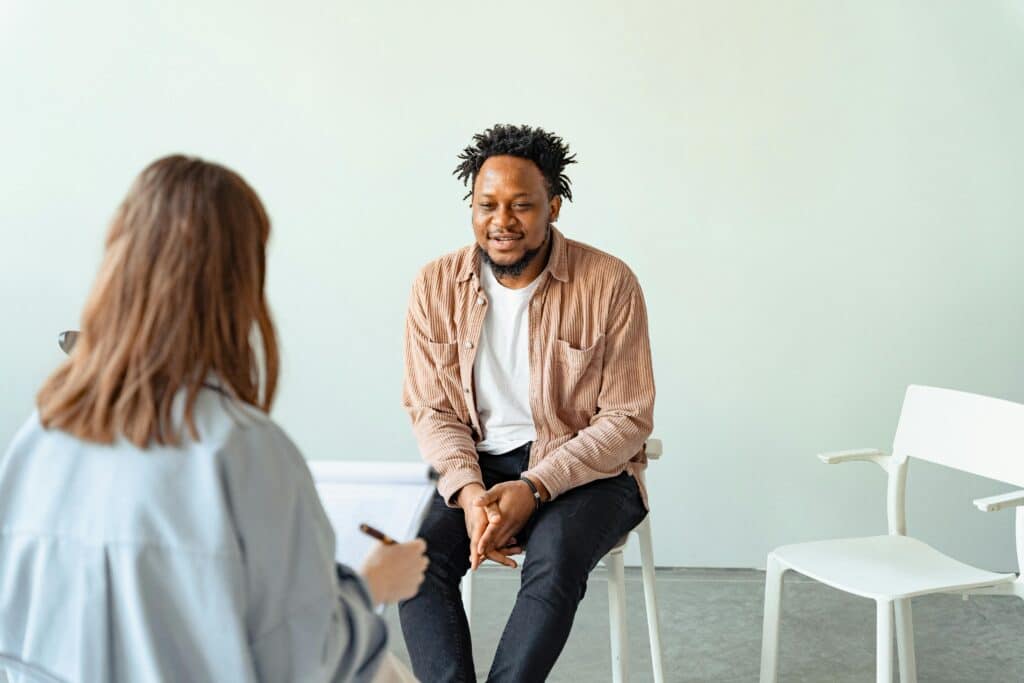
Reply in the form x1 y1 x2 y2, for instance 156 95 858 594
0 386 387 682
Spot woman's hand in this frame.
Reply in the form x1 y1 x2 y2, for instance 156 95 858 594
360 539 429 604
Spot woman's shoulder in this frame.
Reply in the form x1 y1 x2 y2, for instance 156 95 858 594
190 382 281 437
194 387 308 477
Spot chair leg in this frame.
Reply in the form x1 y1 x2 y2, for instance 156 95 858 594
877 600 894 683
461 572 473 629
759 553 787 683
636 520 665 683
894 598 917 683
607 549 630 683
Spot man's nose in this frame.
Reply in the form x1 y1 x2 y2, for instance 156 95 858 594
494 206 517 229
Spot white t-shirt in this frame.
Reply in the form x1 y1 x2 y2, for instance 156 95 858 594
474 263 542 454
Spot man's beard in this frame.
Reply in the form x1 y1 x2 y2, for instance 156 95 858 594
480 225 551 279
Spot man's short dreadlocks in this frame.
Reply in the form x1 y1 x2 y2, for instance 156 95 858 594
454 124 577 201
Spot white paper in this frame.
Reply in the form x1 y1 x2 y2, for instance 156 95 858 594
308 460 436 570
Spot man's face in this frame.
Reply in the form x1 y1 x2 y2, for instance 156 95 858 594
471 155 561 269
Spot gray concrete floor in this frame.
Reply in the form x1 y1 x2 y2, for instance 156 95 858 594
383 567 1024 682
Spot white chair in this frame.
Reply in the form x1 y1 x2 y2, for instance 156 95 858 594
461 438 665 683
759 385 1024 683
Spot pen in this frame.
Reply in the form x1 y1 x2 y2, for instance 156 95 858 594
359 523 397 545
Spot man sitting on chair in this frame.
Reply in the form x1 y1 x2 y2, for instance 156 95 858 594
399 124 656 682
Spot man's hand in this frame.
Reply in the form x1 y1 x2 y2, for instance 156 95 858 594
473 480 542 559
458 484 522 570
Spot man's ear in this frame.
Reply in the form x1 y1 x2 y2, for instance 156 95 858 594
549 195 562 223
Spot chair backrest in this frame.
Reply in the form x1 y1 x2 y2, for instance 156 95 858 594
892 385 1024 487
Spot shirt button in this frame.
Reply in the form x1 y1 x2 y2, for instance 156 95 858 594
464 341 473 349
477 297 485 305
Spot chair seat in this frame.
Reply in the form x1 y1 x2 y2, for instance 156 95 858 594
772 534 1015 600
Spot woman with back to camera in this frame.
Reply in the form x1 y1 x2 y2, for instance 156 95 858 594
0 155 426 682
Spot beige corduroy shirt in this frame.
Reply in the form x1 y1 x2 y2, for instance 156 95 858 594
402 227 655 508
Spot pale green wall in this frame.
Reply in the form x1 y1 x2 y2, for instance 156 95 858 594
2 1 1023 568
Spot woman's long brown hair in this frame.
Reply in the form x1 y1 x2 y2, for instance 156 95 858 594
37 155 279 447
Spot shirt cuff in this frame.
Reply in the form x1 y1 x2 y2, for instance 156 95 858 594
335 562 375 609
437 466 485 508
522 460 571 502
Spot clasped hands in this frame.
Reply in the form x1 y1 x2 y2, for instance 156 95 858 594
457 478 547 571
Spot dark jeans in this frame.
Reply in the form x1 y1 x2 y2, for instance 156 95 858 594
398 443 647 683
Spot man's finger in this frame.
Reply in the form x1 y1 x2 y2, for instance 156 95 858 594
492 530 515 552
477 524 500 556
479 519 513 555
485 549 517 568
474 490 500 507
469 542 480 571
484 502 501 523
468 518 486 571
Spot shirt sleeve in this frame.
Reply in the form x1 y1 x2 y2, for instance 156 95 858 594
524 274 656 500
401 268 483 506
222 419 388 683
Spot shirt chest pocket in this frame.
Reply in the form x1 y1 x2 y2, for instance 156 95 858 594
427 341 469 422
553 335 605 412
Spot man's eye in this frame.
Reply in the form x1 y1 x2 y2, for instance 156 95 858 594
513 204 532 210
478 204 495 210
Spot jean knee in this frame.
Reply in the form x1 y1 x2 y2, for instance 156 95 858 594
522 550 592 604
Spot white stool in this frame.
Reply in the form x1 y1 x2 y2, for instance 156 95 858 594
461 438 665 683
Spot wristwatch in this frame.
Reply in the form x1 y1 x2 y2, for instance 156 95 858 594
519 476 542 512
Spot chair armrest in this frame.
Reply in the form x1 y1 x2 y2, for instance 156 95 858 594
817 449 889 470
644 438 663 460
973 490 1024 512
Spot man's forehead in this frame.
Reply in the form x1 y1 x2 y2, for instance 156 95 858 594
474 156 545 193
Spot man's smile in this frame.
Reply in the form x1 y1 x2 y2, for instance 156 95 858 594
488 234 523 251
